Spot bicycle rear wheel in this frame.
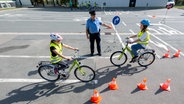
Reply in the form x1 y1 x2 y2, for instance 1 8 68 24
38 65 60 82
110 51 127 66
74 65 95 82
138 52 155 67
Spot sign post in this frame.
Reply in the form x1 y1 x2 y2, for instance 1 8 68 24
111 16 125 48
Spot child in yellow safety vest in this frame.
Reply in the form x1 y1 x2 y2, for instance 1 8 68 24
50 33 78 76
127 19 150 63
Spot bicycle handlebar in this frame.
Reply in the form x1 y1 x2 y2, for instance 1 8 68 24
73 49 80 59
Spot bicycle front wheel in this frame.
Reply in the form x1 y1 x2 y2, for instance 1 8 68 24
110 51 128 66
38 65 60 82
74 65 95 82
138 52 155 67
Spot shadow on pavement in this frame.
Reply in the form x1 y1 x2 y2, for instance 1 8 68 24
155 88 164 95
131 87 141 94
30 7 165 12
0 45 30 53
94 64 147 93
0 81 95 104
25 55 147 103
27 53 93 76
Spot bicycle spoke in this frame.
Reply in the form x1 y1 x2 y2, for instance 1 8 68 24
138 52 155 67
110 51 127 66
74 66 95 82
38 65 60 82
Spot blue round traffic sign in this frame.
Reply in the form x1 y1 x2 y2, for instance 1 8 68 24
112 16 120 25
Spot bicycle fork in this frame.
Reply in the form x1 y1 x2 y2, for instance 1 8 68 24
73 60 86 75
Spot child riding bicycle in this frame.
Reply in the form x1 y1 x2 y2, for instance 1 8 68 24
50 33 78 76
127 19 150 63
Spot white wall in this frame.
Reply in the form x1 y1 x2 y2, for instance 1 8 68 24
78 0 129 7
78 0 167 7
0 1 16 8
136 0 167 7
18 0 32 6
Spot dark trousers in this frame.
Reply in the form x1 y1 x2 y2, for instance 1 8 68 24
131 43 145 57
54 61 69 70
89 33 101 54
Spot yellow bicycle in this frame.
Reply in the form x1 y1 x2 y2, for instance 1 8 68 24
37 50 95 82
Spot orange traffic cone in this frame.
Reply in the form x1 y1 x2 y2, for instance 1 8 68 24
108 78 118 90
90 89 102 104
137 78 148 90
173 50 181 57
152 15 156 18
163 50 170 58
160 79 171 91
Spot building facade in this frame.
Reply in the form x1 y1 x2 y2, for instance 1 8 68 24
16 0 169 7
78 0 168 7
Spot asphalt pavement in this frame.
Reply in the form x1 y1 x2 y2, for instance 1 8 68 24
0 7 184 104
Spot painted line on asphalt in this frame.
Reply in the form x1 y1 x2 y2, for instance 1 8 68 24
0 55 110 59
0 32 183 36
149 32 184 57
122 21 127 26
0 78 80 83
129 29 136 34
0 32 132 35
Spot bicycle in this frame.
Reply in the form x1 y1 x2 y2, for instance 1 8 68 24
110 38 156 67
37 50 95 82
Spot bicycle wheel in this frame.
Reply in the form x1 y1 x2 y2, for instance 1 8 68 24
74 65 95 82
38 65 60 82
110 51 128 66
138 52 155 67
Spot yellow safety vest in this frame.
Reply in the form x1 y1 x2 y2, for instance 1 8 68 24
137 31 150 46
50 42 63 63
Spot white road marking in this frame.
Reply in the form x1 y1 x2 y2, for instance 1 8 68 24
0 32 133 35
135 23 184 57
0 55 110 59
0 20 74 22
129 29 136 34
148 32 184 57
144 23 184 35
0 32 183 36
149 28 162 34
111 23 125 48
122 21 127 26
161 23 184 35
0 78 80 83
158 27 171 35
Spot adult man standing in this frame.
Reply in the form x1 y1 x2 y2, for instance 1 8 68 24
86 10 112 56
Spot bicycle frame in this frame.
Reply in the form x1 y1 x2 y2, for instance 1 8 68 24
118 43 134 60
68 59 85 75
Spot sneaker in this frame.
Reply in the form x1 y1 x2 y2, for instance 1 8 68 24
60 71 70 79
130 56 138 63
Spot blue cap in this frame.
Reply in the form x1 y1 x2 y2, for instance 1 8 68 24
141 19 150 26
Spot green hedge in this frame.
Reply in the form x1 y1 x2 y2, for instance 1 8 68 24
176 0 184 5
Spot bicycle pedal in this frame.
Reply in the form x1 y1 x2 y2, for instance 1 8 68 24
60 72 70 78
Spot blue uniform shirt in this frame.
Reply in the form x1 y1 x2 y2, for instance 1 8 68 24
86 18 102 34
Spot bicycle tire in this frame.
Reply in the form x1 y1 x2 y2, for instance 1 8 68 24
38 65 60 82
138 52 155 67
110 51 128 66
74 65 95 82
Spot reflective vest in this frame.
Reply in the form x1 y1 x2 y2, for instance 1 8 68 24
50 42 63 63
137 31 150 46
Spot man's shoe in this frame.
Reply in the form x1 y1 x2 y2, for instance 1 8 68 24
98 53 101 56
91 53 94 56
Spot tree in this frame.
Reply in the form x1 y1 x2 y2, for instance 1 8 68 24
175 0 184 5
